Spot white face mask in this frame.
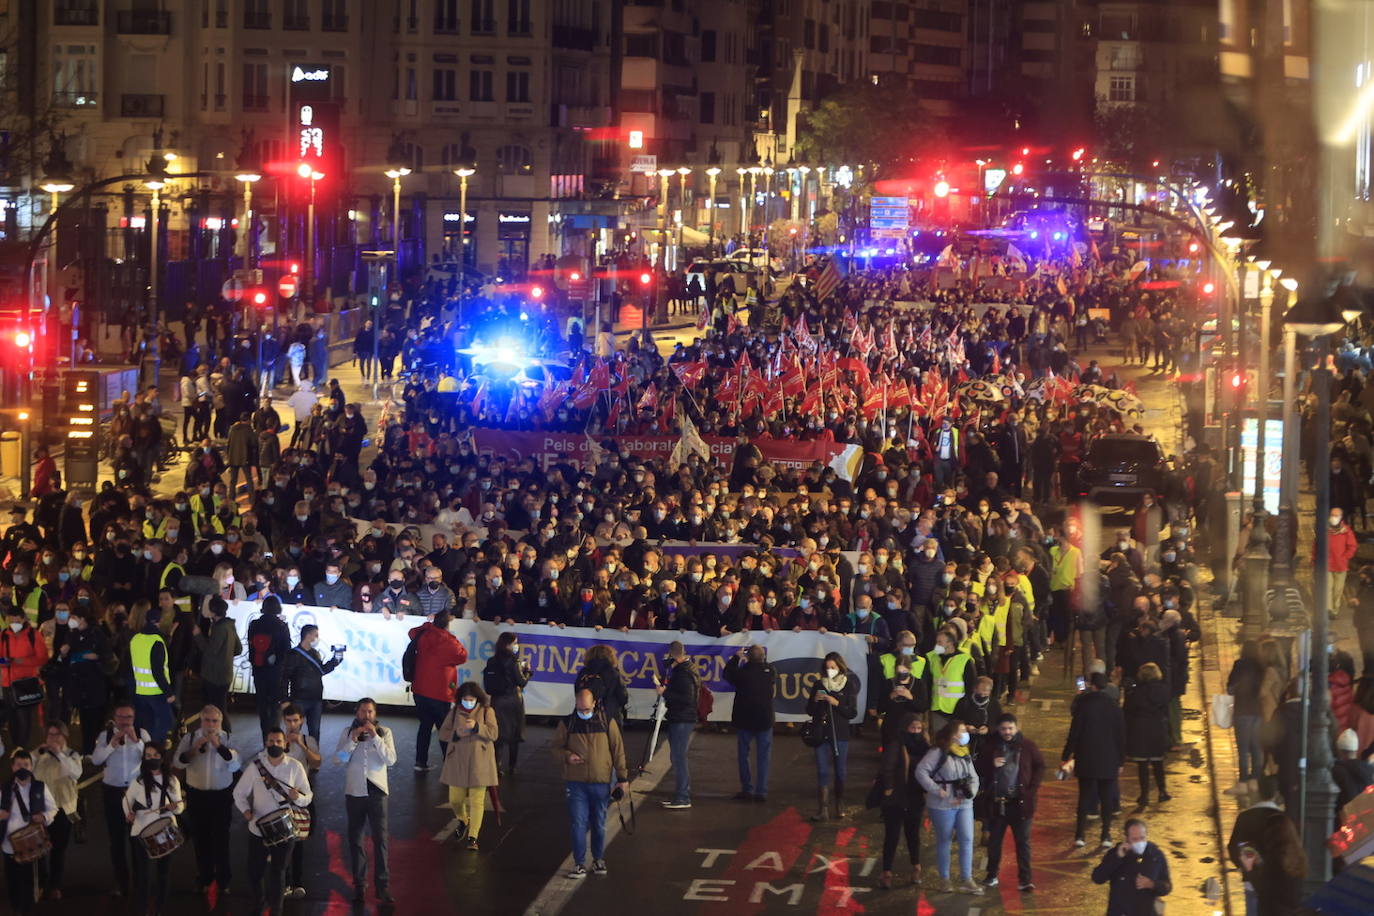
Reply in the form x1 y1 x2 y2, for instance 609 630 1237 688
825 667 839 678
460 698 477 710
9 622 22 633
1129 840 1147 855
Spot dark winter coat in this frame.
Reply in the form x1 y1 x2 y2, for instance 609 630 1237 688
1091 841 1172 916
1062 688 1125 778
1124 679 1171 760
723 656 776 732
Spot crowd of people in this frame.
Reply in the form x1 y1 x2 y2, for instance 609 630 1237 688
0 243 1362 916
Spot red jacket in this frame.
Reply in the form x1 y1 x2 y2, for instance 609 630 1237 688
0 625 49 687
1324 524 1359 573
407 621 468 703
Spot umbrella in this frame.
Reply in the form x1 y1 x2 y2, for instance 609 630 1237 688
1102 389 1146 416
1073 384 1112 403
1023 377 1053 402
958 379 1004 403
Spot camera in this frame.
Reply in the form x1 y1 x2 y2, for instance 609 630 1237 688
331 645 346 656
611 785 625 802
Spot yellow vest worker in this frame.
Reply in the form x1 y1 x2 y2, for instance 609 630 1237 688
928 649 972 714
130 630 171 697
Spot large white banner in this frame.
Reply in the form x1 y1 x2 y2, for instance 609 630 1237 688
224 601 870 722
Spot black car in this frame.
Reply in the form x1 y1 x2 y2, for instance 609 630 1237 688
1077 433 1167 504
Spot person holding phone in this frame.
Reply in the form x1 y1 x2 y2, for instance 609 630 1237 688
806 652 860 822
438 682 499 851
723 645 775 802
554 688 629 879
1090 818 1171 914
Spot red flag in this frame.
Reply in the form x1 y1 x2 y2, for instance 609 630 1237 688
990 350 1001 376
814 259 843 301
745 373 770 401
861 383 885 418
780 365 807 398
795 313 814 350
571 382 600 410
881 324 898 359
799 386 822 417
763 386 784 416
469 379 489 418
888 380 912 409
588 360 611 391
636 383 659 412
672 360 708 389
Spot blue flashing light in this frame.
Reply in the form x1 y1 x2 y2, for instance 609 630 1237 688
1029 230 1039 240
1053 231 1066 241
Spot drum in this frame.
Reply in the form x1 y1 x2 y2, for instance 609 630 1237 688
138 817 184 859
255 807 298 847
288 805 312 840
9 822 50 864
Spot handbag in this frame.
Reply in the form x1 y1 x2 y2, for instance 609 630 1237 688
800 719 826 748
10 678 43 707
1211 693 1235 730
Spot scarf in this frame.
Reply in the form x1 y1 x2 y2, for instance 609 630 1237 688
822 672 847 693
948 742 971 758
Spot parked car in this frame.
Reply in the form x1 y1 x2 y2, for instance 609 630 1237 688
725 248 783 273
1077 433 1168 504
685 258 752 292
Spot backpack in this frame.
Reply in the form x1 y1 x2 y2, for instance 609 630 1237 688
696 682 714 724
482 656 508 696
401 631 422 683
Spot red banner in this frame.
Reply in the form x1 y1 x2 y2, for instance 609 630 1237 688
469 430 850 474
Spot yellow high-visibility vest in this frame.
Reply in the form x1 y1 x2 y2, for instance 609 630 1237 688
130 632 169 696
927 650 971 714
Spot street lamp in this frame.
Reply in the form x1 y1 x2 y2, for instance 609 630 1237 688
704 167 721 256
144 176 166 367
298 163 325 312
38 175 74 365
747 166 762 247
453 166 475 326
676 167 691 266
1282 290 1346 894
655 168 674 326
234 172 261 267
1279 277 1301 515
735 167 747 243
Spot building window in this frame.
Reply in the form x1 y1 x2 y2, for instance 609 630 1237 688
914 44 960 66
1109 74 1135 101
505 70 529 102
470 69 493 101
804 19 815 50
55 0 99 27
625 33 656 58
433 67 457 101
243 0 270 29
700 29 716 62
215 61 226 109
434 0 458 33
819 24 829 53
400 143 423 171
283 0 308 30
52 44 98 107
925 10 961 31
699 91 715 124
241 61 269 110
507 0 530 35
471 0 494 34
496 144 532 174
322 0 347 31
405 66 417 101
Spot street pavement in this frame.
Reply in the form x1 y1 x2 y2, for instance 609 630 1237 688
9 322 1248 915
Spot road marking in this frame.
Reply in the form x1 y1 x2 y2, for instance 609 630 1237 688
523 748 672 916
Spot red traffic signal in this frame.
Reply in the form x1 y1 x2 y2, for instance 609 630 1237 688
530 285 544 300
569 271 582 282
12 330 31 349
1071 148 1085 161
933 180 950 198
252 290 269 307
1188 241 1200 254
1202 281 1216 296
1011 163 1025 176
1229 372 1244 389
639 272 652 286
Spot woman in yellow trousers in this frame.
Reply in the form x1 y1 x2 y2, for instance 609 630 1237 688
440 682 500 852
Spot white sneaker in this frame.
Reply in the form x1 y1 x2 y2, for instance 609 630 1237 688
566 865 587 880
1100 839 1114 849
1030 664 1041 676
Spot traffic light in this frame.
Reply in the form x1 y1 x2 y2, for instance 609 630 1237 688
1071 148 1085 162
933 179 950 198
1202 281 1216 296
530 285 544 300
252 290 269 307
569 271 581 283
1188 241 1200 254
1229 370 1245 391
13 330 31 349
639 271 652 286
1011 163 1024 176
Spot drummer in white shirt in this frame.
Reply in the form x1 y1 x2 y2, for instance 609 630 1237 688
122 743 184 916
91 703 149 897
1 749 56 916
281 703 321 900
233 729 312 916
32 723 82 901
173 704 239 897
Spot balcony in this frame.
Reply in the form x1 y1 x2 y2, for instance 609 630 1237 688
283 15 309 30
121 93 164 118
54 6 98 26
552 25 596 51
472 19 496 35
243 11 270 29
52 90 98 108
322 15 348 31
116 10 171 34
242 94 270 111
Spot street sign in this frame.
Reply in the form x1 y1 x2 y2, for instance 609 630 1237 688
278 275 299 299
221 278 244 302
870 196 909 240
630 155 658 174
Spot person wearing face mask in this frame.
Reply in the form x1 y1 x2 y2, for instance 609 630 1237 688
123 742 183 915
555 688 629 879
280 625 342 743
975 713 1045 892
656 641 700 810
416 566 457 619
246 597 291 740
927 627 975 736
56 609 111 754
573 645 629 727
847 594 892 723
32 723 81 902
378 572 420 621
952 677 1002 763
806 652 860 822
311 561 353 610
878 631 931 733
0 604 46 751
723 645 776 802
438 682 499 852
1091 818 1171 915
482 632 529 775
1323 507 1359 619
877 712 931 889
192 596 241 732
235 728 314 914
915 719 982 895
908 540 946 617
406 611 469 773
1 748 56 915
